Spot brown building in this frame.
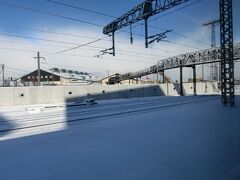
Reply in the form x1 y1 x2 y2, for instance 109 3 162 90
18 69 98 86
19 69 58 86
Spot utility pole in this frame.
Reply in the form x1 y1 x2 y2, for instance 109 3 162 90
34 52 45 86
51 69 54 85
2 64 4 87
203 19 220 81
0 64 4 87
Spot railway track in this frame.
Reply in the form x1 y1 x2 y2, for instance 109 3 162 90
0 96 200 123
0 96 218 137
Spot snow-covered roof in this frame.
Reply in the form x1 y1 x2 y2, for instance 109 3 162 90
18 69 99 82
48 69 99 82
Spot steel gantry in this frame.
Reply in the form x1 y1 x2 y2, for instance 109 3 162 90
220 0 235 106
103 0 189 52
103 0 189 34
104 0 236 105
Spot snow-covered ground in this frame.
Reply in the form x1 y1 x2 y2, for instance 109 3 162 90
0 96 240 180
0 96 218 141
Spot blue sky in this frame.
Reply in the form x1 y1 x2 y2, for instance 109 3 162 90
0 0 238 38
0 0 239 79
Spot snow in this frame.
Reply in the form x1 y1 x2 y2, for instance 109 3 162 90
0 96 240 180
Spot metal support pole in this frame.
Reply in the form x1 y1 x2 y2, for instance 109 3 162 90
162 70 165 84
193 65 197 95
220 0 234 106
144 18 148 48
2 64 4 87
211 23 216 48
180 62 183 96
34 52 45 86
130 24 133 44
112 32 115 56
37 52 41 86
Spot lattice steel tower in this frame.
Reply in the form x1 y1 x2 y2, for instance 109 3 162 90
203 19 220 81
220 0 235 106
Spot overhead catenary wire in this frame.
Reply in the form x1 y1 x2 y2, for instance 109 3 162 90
5 66 29 73
150 0 204 22
0 1 104 28
0 47 156 64
0 31 202 62
0 24 177 54
0 0 236 85
0 0 208 54
44 0 208 52
0 0 212 68
45 0 209 47
0 32 84 46
0 44 162 61
0 25 105 40
0 33 168 58
44 39 102 56
127 0 207 47
147 24 211 46
45 0 116 18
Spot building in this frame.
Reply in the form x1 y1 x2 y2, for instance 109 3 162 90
100 73 157 85
18 68 99 86
101 74 120 85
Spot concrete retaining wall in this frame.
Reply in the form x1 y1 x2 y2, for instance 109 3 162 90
0 84 167 107
0 82 220 107
182 82 219 95
236 85 240 95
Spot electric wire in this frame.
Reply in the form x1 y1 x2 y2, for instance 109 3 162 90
0 0 207 54
45 0 116 18
0 47 156 64
0 1 104 28
45 0 209 47
0 33 165 58
0 25 177 54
